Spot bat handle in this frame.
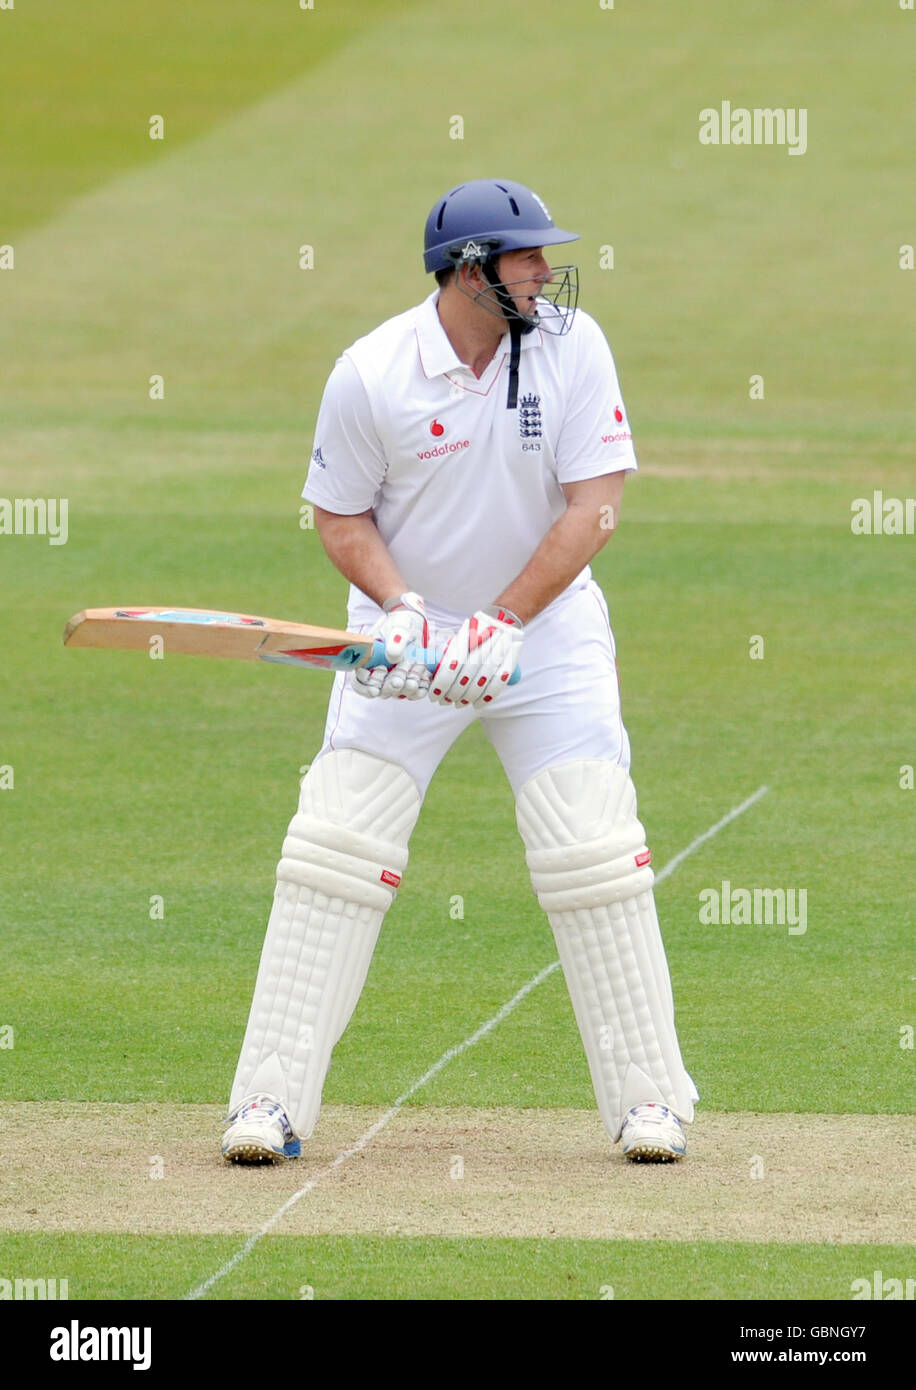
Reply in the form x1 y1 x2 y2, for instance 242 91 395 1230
369 639 521 686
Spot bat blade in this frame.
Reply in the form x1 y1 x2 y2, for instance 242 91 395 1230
63 606 521 684
63 607 377 673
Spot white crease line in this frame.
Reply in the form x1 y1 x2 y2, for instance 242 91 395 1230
654 784 769 885
186 783 769 1300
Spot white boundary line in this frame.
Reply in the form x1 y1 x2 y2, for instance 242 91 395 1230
185 783 769 1300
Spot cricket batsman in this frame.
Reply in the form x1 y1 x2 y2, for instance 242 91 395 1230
222 179 698 1164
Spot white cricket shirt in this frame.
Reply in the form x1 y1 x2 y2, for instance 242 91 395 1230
303 290 637 626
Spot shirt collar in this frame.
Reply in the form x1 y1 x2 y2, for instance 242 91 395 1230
415 289 543 379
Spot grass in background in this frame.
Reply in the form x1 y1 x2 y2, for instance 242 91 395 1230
1 0 912 1301
0 0 417 238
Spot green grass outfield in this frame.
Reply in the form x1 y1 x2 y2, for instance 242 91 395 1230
1 0 913 1302
1 1232 912 1302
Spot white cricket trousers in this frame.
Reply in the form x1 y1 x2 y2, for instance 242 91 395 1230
318 580 631 795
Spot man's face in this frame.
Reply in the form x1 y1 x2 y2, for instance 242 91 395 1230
492 247 554 320
461 247 555 325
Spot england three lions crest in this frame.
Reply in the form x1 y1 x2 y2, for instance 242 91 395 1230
518 393 542 440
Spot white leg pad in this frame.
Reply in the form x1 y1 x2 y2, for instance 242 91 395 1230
516 760 698 1141
229 748 421 1138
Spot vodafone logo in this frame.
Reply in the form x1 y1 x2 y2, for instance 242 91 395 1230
430 419 445 437
416 438 470 460
602 407 631 445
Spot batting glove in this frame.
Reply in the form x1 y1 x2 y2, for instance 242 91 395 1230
352 592 432 700
428 605 523 708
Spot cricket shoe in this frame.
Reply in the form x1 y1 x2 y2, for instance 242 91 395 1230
620 1104 687 1162
222 1093 301 1163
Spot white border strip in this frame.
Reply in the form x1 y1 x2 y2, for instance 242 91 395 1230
186 783 769 1300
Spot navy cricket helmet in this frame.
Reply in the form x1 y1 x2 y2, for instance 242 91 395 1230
423 178 580 352
423 178 579 274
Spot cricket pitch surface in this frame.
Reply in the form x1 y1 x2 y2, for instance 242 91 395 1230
1 1103 912 1244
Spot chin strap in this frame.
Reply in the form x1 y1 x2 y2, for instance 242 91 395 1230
507 319 522 410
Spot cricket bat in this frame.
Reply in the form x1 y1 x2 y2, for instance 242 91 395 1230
63 607 521 683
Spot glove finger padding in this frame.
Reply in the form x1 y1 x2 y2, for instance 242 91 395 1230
349 593 431 701
385 660 431 700
352 663 387 699
429 606 523 708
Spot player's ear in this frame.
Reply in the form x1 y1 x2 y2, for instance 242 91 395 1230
462 260 485 292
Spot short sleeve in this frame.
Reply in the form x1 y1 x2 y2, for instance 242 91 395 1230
554 313 638 484
302 355 387 514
